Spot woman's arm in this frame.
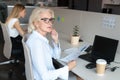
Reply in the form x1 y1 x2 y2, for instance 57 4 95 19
50 29 61 59
51 29 59 44
14 21 26 36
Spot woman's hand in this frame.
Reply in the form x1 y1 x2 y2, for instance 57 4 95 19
67 60 76 71
51 29 58 44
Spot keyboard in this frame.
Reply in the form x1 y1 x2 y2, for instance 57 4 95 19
79 53 94 62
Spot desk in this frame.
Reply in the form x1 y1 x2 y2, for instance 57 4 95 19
20 24 28 30
20 24 28 32
58 33 120 80
71 58 120 80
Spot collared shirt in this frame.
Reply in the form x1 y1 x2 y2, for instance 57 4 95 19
26 31 69 80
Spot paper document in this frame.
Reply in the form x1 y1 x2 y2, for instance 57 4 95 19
60 51 80 63
60 44 89 63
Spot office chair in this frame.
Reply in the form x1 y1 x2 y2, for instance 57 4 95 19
0 3 8 23
0 2 8 45
22 34 34 80
0 21 23 78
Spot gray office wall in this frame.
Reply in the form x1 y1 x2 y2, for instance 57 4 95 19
52 8 120 56
7 5 35 23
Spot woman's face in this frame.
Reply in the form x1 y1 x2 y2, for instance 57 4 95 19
36 11 55 35
19 9 26 18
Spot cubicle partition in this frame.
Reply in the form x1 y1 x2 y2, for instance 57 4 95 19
52 8 120 56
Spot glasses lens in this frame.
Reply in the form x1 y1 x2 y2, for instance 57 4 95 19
41 18 55 24
50 18 55 23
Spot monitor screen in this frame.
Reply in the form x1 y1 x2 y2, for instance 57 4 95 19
91 35 119 64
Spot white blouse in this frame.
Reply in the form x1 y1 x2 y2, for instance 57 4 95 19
26 31 69 80
7 18 19 38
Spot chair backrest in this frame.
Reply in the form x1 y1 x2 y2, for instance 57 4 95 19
22 33 34 80
0 21 12 59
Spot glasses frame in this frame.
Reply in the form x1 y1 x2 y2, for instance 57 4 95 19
40 18 55 24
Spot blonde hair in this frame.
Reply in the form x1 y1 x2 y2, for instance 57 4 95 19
28 7 54 33
6 4 25 21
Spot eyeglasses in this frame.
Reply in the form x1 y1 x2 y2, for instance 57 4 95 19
40 18 55 24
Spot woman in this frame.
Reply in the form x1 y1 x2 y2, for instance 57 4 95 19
5 3 26 60
26 7 79 80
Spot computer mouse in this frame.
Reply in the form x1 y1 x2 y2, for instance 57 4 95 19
85 63 96 69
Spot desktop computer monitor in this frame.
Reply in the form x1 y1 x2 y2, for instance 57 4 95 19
79 35 119 65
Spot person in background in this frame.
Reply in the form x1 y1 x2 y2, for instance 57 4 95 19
26 7 83 80
5 3 26 60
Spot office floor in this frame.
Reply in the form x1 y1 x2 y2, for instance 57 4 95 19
0 43 26 80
